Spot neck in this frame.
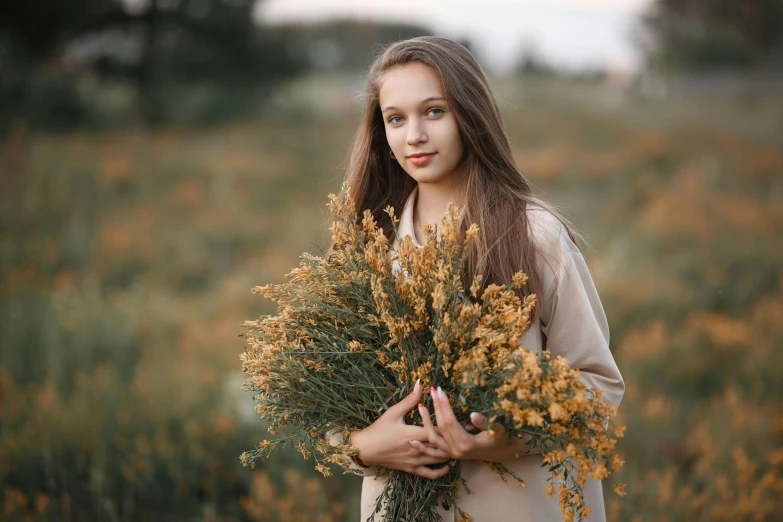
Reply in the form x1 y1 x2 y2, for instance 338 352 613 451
413 179 465 242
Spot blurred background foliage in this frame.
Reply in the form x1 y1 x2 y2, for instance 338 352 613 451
1 0 782 520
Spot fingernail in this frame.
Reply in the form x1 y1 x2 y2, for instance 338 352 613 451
414 378 421 393
449 459 457 466
430 386 437 398
470 412 480 423
437 386 443 399
418 403 424 411
409 440 416 446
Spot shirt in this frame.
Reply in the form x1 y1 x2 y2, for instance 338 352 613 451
339 185 625 521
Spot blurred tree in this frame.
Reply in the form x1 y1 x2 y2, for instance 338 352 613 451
0 0 305 128
637 0 783 70
514 43 557 78
269 19 435 72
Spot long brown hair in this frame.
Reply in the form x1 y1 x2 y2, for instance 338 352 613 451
329 35 584 324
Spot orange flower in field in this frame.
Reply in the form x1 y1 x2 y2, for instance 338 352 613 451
102 154 132 182
175 179 205 206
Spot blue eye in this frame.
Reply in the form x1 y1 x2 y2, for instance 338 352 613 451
387 107 444 125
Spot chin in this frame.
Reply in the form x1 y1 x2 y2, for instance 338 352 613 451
411 172 452 184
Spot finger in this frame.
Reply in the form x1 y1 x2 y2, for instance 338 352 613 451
414 461 454 480
475 421 510 448
435 387 471 451
473 414 506 438
430 386 448 441
416 453 451 466
430 386 444 425
410 438 451 453
387 379 421 418
488 421 507 438
417 402 451 453
430 386 452 450
470 412 488 430
404 424 429 441
464 423 479 433
409 440 451 459
405 425 449 446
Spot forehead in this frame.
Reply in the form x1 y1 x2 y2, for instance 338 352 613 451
379 62 445 106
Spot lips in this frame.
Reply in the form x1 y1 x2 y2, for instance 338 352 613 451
408 152 436 166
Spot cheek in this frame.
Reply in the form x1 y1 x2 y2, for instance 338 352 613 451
440 126 463 157
386 127 405 150
450 130 463 154
432 119 461 150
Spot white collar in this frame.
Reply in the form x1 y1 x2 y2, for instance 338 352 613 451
395 185 423 249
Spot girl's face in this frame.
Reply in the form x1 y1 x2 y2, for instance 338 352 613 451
379 62 464 186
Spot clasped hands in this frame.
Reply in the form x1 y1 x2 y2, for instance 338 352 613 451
349 378 527 479
413 381 506 460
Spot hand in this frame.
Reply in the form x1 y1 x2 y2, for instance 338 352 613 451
349 379 456 479
412 386 530 463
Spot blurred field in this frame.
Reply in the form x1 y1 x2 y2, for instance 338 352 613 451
1 74 782 521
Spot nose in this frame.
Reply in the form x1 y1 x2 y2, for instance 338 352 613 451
406 117 428 146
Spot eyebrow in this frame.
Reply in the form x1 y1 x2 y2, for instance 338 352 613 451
381 96 447 113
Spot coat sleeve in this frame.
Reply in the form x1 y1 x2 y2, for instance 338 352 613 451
531 209 625 413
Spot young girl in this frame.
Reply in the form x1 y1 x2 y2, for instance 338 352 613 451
330 36 625 522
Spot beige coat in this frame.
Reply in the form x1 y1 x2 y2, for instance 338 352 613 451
341 185 625 521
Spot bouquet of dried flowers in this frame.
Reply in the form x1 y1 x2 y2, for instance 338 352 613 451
239 182 626 522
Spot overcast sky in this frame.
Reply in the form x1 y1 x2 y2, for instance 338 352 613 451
255 0 652 76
